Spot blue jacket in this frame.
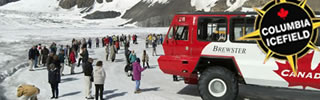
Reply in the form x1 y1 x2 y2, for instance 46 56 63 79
58 53 65 63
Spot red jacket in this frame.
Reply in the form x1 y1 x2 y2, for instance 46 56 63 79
115 41 119 48
69 51 76 64
132 35 136 41
104 38 109 45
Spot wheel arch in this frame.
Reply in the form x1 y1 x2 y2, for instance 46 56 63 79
194 55 246 84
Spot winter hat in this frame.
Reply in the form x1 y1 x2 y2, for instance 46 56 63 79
88 58 94 63
136 58 140 63
96 61 103 66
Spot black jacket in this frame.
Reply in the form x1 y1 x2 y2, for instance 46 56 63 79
28 48 39 60
48 67 61 84
81 49 89 63
41 48 49 56
46 56 54 68
54 60 61 70
83 62 93 76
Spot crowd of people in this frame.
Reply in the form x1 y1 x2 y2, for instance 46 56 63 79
145 34 163 56
24 33 164 100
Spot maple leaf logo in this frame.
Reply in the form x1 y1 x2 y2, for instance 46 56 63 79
274 51 320 89
277 8 288 20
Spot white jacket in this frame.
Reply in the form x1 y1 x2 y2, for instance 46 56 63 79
93 66 106 85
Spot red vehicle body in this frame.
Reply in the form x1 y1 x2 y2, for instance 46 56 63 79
158 12 254 84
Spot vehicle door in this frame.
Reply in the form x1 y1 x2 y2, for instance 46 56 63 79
163 26 175 55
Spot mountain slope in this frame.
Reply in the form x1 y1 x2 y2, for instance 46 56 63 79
1 0 320 27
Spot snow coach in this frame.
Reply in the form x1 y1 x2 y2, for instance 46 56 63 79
158 11 320 100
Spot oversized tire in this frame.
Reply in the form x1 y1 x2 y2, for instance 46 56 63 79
198 66 238 100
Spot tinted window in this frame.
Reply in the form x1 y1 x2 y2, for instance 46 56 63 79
168 27 174 39
175 26 188 40
198 17 227 42
230 17 255 43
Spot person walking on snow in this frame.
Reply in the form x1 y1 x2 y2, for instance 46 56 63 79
83 58 94 99
133 58 146 93
69 48 77 74
93 61 106 100
48 59 61 99
142 50 150 68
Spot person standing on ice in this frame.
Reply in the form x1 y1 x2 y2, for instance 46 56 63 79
105 44 110 61
152 36 157 56
69 48 76 74
93 61 106 100
145 36 149 48
48 60 61 99
58 50 65 76
133 58 146 93
128 35 131 44
115 40 120 53
104 36 109 47
50 42 57 54
83 58 94 99
110 42 117 62
109 36 113 46
42 46 49 67
82 38 87 48
88 38 92 49
160 34 164 44
46 53 55 71
77 48 83 67
142 50 150 68
28 46 38 71
80 47 89 72
37 44 42 66
133 34 138 44
53 55 62 76
96 37 100 48
148 34 152 46
64 45 70 66
129 50 137 64
124 41 130 64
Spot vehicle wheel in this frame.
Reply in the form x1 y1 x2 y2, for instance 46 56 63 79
198 66 238 100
